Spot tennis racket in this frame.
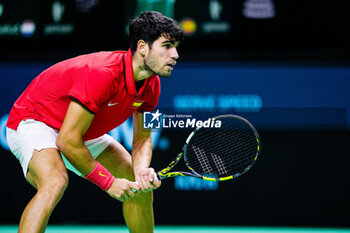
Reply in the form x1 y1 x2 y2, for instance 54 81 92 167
155 114 261 181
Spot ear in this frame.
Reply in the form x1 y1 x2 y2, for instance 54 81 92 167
136 40 149 57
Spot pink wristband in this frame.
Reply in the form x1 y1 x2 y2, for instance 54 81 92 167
85 162 115 191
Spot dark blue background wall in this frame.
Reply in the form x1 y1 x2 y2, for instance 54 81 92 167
0 62 349 227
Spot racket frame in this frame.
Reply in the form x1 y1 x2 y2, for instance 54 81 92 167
156 114 261 182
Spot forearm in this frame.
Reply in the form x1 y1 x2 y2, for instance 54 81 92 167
132 137 153 176
56 100 98 176
56 134 96 176
131 135 161 191
131 111 160 190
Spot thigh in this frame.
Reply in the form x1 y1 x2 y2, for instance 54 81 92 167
26 148 68 190
96 140 134 181
6 120 60 177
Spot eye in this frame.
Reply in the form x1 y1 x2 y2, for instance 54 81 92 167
163 44 171 48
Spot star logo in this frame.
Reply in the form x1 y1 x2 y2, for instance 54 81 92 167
150 109 162 122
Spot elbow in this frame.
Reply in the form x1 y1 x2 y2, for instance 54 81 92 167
56 132 77 155
56 134 67 153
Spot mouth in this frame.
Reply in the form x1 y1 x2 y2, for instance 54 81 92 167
166 63 176 70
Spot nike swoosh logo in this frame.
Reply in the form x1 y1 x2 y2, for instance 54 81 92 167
108 102 119 106
98 171 108 177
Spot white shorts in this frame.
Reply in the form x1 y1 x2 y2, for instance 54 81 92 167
6 119 114 177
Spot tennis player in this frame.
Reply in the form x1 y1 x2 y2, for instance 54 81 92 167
6 11 183 233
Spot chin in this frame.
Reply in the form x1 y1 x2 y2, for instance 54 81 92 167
157 72 171 78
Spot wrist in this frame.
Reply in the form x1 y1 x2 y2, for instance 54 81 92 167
85 162 115 190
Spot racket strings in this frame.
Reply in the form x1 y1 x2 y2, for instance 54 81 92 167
185 116 259 178
192 145 214 174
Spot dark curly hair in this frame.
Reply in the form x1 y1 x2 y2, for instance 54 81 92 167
129 11 184 54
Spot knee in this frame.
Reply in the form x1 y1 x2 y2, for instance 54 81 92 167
52 173 69 193
38 173 69 201
129 191 153 205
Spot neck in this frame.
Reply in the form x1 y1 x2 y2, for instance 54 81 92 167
132 53 153 82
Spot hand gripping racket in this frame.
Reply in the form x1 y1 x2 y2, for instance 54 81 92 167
155 114 261 181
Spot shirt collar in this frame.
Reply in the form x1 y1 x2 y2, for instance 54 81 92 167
124 49 151 97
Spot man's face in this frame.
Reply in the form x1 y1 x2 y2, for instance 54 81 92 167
144 36 180 77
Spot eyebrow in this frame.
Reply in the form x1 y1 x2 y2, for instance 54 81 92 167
161 40 180 47
161 40 176 44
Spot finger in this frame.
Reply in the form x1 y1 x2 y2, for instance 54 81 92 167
117 195 125 202
135 177 141 186
121 193 130 202
141 176 152 191
140 180 147 191
130 181 140 193
148 176 154 182
126 189 135 198
149 168 156 182
147 180 156 189
145 175 153 188
138 176 146 191
137 176 148 190
153 179 161 188
147 171 158 184
136 179 143 191
149 174 160 188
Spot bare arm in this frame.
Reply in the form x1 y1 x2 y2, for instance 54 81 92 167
132 111 161 192
56 100 139 201
56 100 96 175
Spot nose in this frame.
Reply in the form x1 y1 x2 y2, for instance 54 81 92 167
171 47 179 60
